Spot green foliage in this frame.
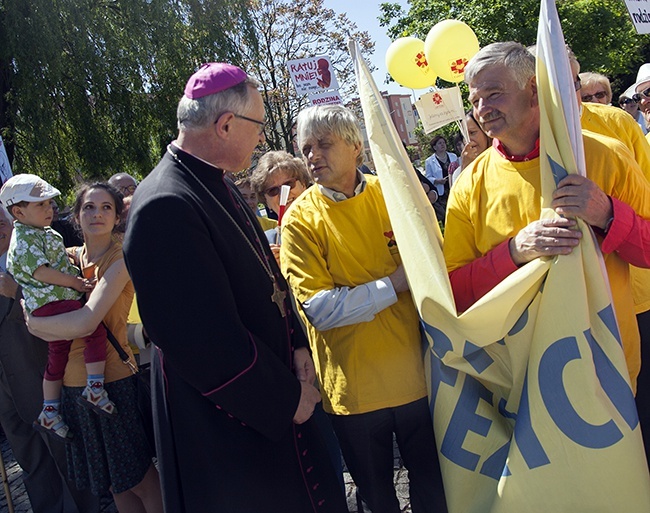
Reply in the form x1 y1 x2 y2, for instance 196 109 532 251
379 0 650 99
1 0 256 193
0 0 375 195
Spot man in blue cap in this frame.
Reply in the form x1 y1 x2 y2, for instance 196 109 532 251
123 63 347 513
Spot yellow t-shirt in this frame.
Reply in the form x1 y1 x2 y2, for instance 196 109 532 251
445 132 650 386
581 102 650 314
581 102 650 174
64 240 136 386
281 177 427 415
257 216 277 231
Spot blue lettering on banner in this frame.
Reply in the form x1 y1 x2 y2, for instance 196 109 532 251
427 304 632 478
480 441 511 480
441 376 493 471
539 337 623 448
597 304 622 347
547 155 568 186
423 322 453 359
584 329 638 430
463 340 494 374
508 308 529 336
498 398 517 420
428 349 458 413
514 370 550 469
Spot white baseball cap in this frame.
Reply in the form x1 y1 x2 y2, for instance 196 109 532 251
0 174 60 208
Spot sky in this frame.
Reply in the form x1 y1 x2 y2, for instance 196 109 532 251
322 0 416 99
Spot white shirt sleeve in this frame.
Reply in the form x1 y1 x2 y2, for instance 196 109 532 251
301 277 398 331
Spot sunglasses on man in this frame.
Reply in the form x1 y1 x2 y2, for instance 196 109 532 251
619 98 636 106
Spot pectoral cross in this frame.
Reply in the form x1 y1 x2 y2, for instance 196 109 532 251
271 280 287 317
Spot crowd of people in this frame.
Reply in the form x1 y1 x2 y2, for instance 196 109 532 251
0 37 649 513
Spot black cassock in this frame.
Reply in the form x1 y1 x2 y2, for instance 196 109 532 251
124 147 347 513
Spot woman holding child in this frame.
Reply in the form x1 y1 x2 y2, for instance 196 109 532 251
25 182 162 513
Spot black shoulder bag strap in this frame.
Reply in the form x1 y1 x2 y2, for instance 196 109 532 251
104 323 139 375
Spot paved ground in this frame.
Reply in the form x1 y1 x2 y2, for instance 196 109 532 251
0 433 412 513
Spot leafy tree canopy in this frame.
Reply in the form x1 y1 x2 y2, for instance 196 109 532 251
0 0 372 195
379 0 650 97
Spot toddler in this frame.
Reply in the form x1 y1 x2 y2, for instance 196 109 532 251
0 174 116 442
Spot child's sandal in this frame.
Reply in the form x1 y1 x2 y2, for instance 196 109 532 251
77 385 118 417
33 411 73 443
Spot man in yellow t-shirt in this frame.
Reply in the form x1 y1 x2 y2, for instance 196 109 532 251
446 42 650 390
281 105 447 513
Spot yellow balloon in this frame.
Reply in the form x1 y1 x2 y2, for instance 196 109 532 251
424 20 479 83
385 37 437 89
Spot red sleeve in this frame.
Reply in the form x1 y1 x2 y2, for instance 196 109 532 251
600 196 650 268
449 239 519 312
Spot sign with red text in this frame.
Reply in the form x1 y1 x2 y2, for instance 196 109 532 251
287 55 340 95
309 91 343 106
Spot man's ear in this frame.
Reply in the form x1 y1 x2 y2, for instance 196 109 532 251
530 76 538 107
215 112 235 138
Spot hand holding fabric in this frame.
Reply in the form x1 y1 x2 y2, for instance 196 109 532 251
509 217 582 266
552 174 613 229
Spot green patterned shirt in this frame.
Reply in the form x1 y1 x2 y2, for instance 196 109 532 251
7 222 82 312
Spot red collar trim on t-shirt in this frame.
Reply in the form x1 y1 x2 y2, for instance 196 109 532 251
493 138 540 162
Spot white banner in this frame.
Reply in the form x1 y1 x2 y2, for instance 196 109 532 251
0 137 13 185
414 86 464 134
624 0 650 34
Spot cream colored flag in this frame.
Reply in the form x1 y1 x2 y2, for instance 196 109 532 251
350 4 650 506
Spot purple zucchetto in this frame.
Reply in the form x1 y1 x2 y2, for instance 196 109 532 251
183 63 248 100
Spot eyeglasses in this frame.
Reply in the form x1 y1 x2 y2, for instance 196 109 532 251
119 184 137 195
632 87 650 103
620 98 636 106
233 113 266 135
574 76 581 92
264 178 298 197
581 91 608 103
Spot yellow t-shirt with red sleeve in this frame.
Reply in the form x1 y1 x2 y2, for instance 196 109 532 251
280 176 427 415
445 131 650 386
581 101 650 314
63 240 136 387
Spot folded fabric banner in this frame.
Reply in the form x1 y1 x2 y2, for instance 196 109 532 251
349 1 650 509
